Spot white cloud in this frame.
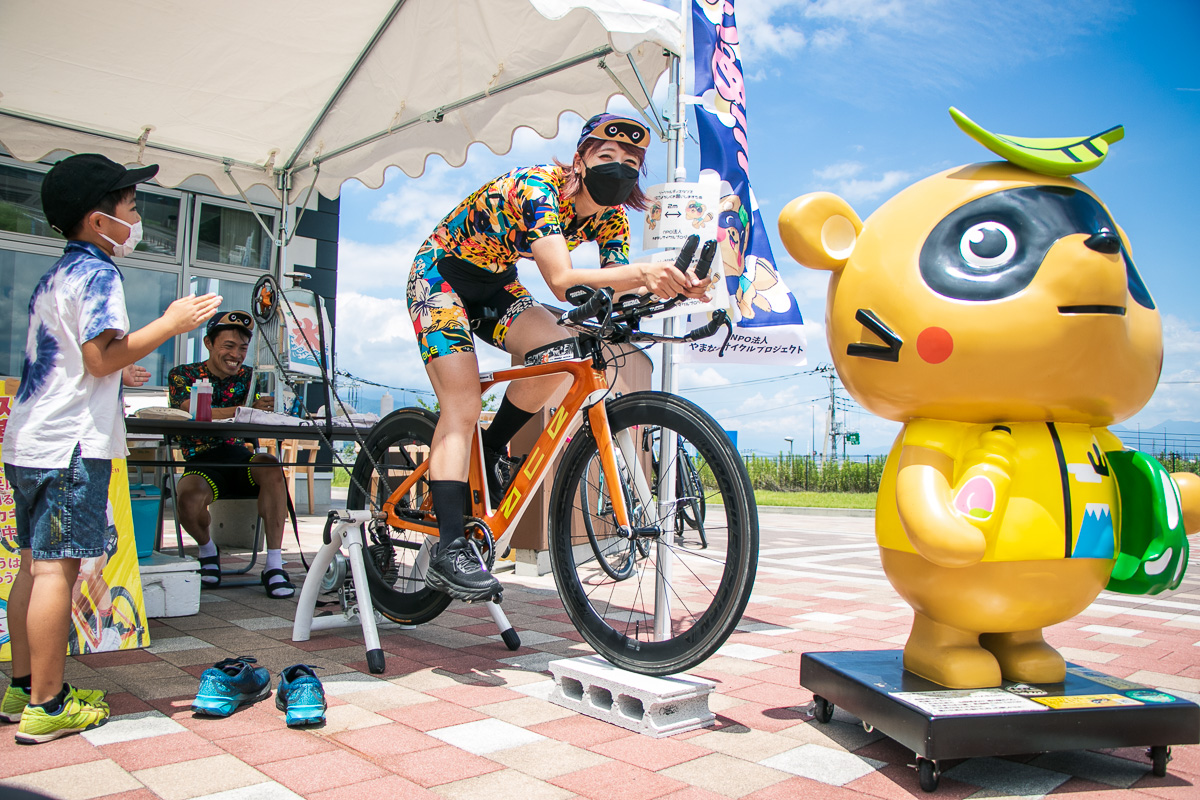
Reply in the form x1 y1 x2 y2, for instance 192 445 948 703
813 161 864 181
803 0 907 23
810 27 849 49
727 0 1133 97
1162 314 1200 355
819 168 914 204
337 238 422 297
680 367 731 389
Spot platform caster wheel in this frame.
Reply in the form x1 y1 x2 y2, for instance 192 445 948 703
501 628 521 651
917 758 940 793
1150 745 1170 777
366 648 386 674
813 696 834 724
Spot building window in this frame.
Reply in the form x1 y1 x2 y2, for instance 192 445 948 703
195 203 274 270
0 249 58 377
0 162 57 239
136 191 183 260
183 275 256 366
122 265 180 385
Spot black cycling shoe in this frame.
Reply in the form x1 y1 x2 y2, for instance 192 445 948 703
483 446 525 507
425 538 501 602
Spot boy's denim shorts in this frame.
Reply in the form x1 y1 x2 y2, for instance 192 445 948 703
4 444 111 560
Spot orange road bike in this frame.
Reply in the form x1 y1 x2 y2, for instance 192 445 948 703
348 278 759 675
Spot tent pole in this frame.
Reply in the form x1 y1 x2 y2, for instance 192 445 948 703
654 5 689 642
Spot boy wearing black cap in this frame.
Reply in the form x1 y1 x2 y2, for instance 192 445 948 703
166 311 293 598
0 153 222 743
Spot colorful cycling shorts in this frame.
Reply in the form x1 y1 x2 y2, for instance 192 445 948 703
406 245 536 364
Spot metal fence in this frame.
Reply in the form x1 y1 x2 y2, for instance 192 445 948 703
738 449 1200 494
740 454 883 493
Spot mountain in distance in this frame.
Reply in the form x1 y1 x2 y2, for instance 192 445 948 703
1111 420 1200 435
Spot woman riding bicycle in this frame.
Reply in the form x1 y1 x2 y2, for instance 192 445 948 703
406 113 709 602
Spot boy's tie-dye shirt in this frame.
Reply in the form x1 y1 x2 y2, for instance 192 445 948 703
424 165 631 271
2 241 130 468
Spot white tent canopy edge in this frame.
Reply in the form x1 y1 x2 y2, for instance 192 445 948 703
0 0 682 201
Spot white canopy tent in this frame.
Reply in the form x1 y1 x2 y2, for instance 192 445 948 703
0 0 681 204
1 0 694 638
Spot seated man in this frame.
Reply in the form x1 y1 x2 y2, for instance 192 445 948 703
167 311 294 598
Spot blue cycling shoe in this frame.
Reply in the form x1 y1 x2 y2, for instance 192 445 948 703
275 664 325 727
191 657 271 717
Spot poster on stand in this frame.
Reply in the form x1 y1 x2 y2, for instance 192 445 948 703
280 292 333 379
0 392 150 657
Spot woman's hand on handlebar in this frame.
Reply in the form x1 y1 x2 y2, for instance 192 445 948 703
636 260 710 301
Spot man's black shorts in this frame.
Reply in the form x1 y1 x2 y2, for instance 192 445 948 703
181 444 260 501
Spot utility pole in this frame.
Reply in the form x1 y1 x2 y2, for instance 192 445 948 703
814 364 839 464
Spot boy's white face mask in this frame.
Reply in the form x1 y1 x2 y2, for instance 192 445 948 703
96 212 143 257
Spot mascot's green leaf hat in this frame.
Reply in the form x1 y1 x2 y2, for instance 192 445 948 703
950 107 1124 177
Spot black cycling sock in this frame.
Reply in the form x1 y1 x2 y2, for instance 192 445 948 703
33 686 67 714
430 480 469 551
481 396 537 454
11 674 31 691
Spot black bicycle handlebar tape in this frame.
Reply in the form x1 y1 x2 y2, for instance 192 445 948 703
673 234 701 273
684 310 730 341
694 239 718 280
562 287 613 324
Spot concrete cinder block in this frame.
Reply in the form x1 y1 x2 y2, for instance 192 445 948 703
548 655 716 737
138 553 200 618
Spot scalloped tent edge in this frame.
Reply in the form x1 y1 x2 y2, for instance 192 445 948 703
0 0 682 203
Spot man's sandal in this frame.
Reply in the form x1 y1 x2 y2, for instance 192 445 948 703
198 547 221 589
261 568 295 599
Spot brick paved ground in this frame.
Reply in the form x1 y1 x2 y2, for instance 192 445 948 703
1 508 1197 799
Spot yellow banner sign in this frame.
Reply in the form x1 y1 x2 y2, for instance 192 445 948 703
0 393 150 657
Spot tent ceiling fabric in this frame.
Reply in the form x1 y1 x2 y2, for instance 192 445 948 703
0 0 680 200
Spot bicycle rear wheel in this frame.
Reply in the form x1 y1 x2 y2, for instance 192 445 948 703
347 408 451 625
549 391 758 675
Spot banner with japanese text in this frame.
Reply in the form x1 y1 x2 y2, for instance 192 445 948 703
0 392 149 657
688 0 807 364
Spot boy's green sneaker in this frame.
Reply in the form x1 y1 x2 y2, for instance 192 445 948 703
0 686 29 723
1 685 109 724
15 695 109 744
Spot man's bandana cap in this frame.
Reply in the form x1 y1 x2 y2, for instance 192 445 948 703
578 114 650 151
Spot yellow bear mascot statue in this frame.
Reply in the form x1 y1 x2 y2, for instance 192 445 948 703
778 109 1200 689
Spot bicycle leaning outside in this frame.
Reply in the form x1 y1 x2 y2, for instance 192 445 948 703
301 238 759 676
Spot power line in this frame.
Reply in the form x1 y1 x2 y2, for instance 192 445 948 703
334 369 435 397
680 367 832 393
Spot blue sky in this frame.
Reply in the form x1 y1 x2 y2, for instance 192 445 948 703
334 0 1200 456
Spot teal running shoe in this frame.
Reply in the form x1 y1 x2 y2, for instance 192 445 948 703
191 657 270 717
276 664 325 727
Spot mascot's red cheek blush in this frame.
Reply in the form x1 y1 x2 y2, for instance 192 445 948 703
917 327 954 364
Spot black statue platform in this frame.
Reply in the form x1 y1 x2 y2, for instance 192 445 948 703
800 649 1200 792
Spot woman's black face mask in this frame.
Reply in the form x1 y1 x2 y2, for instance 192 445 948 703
583 161 639 207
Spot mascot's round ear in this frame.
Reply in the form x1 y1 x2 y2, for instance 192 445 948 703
778 192 862 272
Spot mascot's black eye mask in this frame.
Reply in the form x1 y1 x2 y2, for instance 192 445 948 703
918 186 1154 309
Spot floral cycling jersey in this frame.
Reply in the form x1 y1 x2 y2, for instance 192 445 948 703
407 164 633 364
424 164 631 272
167 362 254 459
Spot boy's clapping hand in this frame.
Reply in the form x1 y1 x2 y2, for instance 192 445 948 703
122 364 151 387
165 293 224 333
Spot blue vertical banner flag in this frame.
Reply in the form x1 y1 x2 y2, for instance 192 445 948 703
686 0 806 365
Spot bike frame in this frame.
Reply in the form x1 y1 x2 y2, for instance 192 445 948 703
379 349 635 557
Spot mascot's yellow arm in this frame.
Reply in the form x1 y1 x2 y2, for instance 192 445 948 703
896 445 987 568
1173 472 1200 537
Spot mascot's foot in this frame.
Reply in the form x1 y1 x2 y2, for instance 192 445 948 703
980 630 1065 684
903 614 1001 689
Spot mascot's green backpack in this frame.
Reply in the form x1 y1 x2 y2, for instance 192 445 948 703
1106 450 1189 594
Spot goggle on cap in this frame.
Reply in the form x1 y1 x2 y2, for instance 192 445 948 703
206 310 255 338
578 114 651 151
